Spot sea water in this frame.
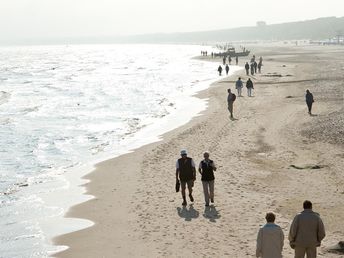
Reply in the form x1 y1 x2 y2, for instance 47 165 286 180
0 44 240 257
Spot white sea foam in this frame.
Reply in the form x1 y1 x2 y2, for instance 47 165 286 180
0 44 242 257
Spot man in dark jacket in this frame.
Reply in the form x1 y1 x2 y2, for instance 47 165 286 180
218 65 223 76
176 150 196 206
305 89 314 115
245 62 250 75
246 78 254 97
289 200 326 258
198 152 217 206
227 88 236 119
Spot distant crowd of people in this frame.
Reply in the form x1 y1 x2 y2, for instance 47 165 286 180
218 53 315 118
176 148 326 258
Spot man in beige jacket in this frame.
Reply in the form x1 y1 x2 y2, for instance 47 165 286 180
256 212 284 258
289 200 326 258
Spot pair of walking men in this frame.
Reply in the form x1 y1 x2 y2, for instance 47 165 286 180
176 150 216 206
256 200 326 258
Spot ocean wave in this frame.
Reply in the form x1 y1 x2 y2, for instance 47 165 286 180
0 91 10 105
21 106 40 115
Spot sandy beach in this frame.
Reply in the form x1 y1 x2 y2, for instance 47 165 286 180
54 44 344 257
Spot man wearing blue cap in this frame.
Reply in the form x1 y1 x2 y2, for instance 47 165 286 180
176 150 196 206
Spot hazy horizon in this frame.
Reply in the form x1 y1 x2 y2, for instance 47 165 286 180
0 0 343 44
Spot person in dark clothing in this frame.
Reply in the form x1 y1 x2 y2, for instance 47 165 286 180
176 150 196 206
225 64 230 75
254 61 258 73
250 63 255 75
218 65 223 76
246 78 254 97
228 56 232 65
223 56 226 65
258 61 262 73
198 152 217 206
227 88 236 119
245 62 250 75
305 89 314 115
235 56 239 65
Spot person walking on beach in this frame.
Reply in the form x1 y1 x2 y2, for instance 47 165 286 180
223 56 226 65
289 200 326 258
250 62 255 75
254 61 258 74
198 151 217 206
235 77 243 97
258 61 262 73
227 88 236 119
246 78 254 97
256 212 284 258
225 64 230 75
245 62 250 75
235 56 239 65
176 150 196 206
218 65 223 76
305 90 314 115
228 56 232 65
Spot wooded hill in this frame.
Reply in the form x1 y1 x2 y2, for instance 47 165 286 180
118 16 344 43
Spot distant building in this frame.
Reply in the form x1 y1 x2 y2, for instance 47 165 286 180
256 21 267 27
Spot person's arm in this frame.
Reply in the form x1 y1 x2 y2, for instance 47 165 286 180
212 161 217 171
198 162 202 174
280 227 285 250
176 161 179 181
288 215 298 247
256 228 262 257
318 217 326 243
191 159 196 180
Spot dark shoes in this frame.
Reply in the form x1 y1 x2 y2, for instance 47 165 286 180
182 200 187 206
205 203 209 207
189 194 194 202
211 198 214 203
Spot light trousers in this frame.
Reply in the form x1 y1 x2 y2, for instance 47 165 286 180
237 87 242 96
202 180 214 204
247 88 252 96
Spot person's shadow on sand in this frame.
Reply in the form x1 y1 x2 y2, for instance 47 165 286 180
203 205 221 222
177 204 199 221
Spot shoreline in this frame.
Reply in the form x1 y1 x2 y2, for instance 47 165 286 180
54 44 344 257
51 60 241 254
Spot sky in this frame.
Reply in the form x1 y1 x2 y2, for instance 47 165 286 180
0 0 343 41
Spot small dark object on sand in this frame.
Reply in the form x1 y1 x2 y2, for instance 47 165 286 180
328 241 344 254
263 74 282 77
286 96 294 98
290 164 325 170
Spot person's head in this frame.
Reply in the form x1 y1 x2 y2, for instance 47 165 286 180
227 88 231 93
303 200 312 209
238 77 241 80
306 89 310 93
248 78 251 81
265 212 276 223
203 151 210 160
180 149 187 159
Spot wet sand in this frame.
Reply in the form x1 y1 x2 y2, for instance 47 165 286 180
54 44 344 257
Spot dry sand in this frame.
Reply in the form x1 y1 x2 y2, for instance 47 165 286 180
54 45 344 257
